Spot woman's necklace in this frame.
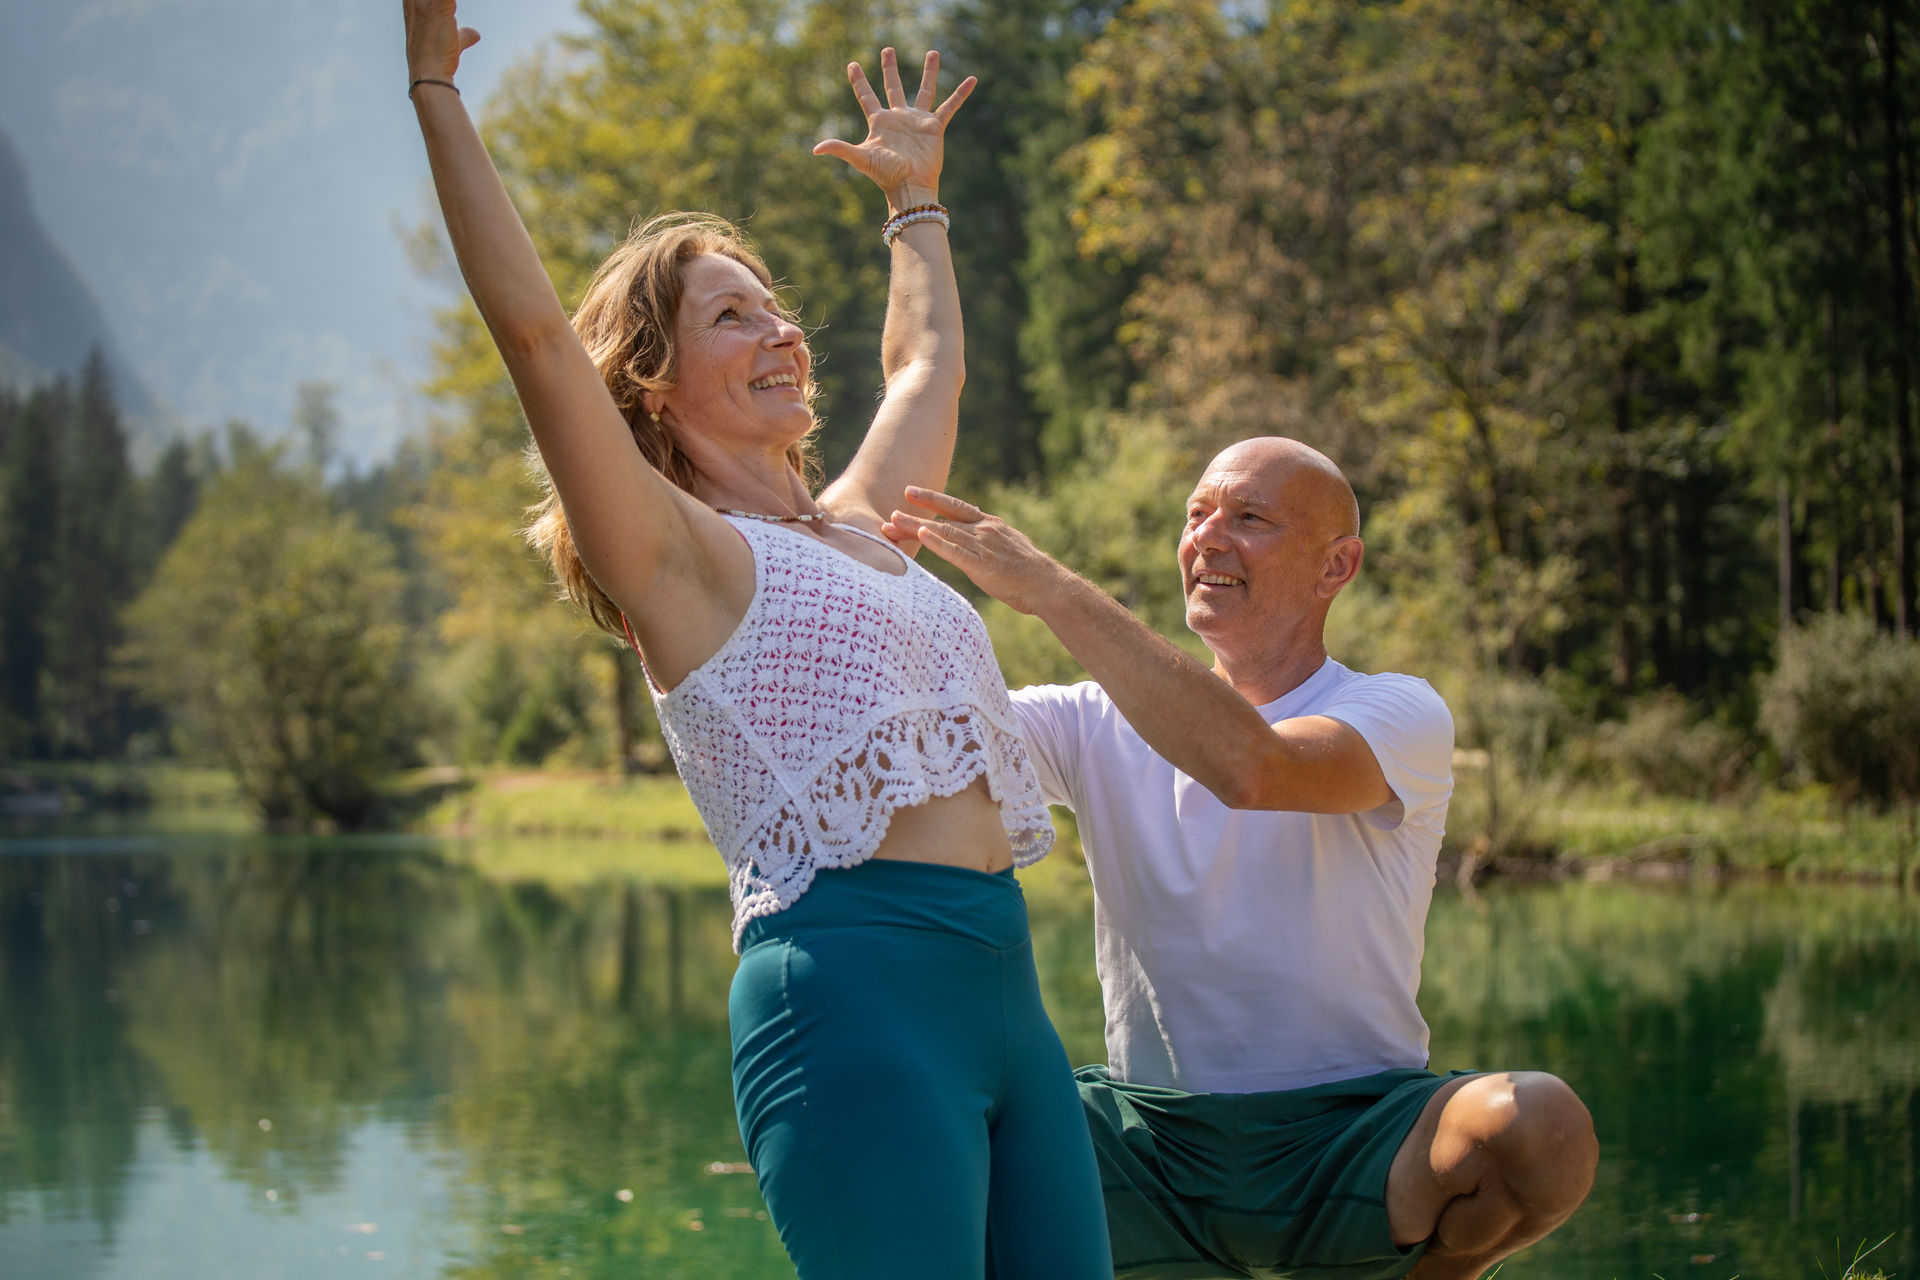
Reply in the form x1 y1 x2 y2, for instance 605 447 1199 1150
715 507 831 528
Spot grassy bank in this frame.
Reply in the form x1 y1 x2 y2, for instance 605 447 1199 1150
0 762 252 834
1448 769 1918 885
419 767 1915 885
418 768 709 842
6 762 1912 887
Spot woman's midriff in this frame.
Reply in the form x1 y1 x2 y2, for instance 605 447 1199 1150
869 775 1015 874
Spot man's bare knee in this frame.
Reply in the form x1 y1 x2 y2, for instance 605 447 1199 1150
1495 1072 1598 1217
1394 1072 1597 1278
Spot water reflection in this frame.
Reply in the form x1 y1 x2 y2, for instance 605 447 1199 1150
0 843 1914 1279
1422 883 1920 1279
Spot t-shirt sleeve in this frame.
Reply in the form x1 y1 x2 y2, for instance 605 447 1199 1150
1008 682 1098 810
1319 675 1455 832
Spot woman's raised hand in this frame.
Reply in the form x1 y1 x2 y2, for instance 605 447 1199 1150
403 0 481 84
814 49 975 212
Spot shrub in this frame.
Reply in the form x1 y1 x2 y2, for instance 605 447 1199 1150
1581 692 1754 800
120 448 425 829
1760 614 1920 810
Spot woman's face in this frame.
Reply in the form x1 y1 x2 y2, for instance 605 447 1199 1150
658 253 812 451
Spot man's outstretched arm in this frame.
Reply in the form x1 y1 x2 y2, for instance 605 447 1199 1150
885 489 1392 813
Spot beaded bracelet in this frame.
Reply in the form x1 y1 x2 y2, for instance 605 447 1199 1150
408 77 460 99
882 203 951 247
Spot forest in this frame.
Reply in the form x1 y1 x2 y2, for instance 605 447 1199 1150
2 0 1916 842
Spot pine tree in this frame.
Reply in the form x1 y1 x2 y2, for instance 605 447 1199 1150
45 349 135 755
0 381 66 757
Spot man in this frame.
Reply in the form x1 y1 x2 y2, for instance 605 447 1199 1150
884 437 1597 1280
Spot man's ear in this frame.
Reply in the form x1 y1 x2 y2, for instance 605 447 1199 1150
1317 536 1364 599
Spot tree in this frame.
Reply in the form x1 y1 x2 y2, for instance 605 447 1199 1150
933 0 1126 483
139 433 210 570
121 439 423 828
1632 0 1920 641
1761 612 1920 811
415 0 921 767
43 349 136 755
0 381 65 757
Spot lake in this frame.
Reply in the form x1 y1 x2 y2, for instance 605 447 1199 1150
1 834 1914 1279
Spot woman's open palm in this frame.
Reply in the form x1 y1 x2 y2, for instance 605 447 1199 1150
814 49 974 202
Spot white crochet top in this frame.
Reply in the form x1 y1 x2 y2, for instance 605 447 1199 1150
647 516 1055 947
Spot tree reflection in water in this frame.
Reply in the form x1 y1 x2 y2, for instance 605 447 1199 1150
0 845 1913 1279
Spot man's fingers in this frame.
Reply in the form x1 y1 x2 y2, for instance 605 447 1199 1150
910 521 966 563
902 485 984 521
915 50 939 111
812 138 860 163
459 26 480 50
934 75 976 124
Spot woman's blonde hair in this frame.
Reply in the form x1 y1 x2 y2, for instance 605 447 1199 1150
525 212 820 636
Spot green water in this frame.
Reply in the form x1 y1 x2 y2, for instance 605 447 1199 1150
0 836 1914 1279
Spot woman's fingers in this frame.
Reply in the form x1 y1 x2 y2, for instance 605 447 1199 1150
915 50 939 112
934 76 976 125
881 46 907 108
403 0 476 79
841 50 968 128
845 60 882 121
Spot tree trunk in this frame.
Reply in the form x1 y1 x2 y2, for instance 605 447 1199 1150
1608 476 1639 691
1825 293 1846 615
611 646 640 775
1646 478 1676 686
1875 0 1918 634
1778 477 1799 638
1610 247 1645 692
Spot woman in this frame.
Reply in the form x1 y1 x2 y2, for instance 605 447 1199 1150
401 3 1111 1276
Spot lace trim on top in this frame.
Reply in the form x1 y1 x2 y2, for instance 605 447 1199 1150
647 517 1055 948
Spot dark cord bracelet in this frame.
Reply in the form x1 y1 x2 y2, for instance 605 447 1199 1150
408 77 459 99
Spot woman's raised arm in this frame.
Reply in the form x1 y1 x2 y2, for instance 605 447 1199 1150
403 0 719 618
813 51 975 535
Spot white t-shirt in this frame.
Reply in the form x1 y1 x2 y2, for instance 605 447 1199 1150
1011 658 1454 1094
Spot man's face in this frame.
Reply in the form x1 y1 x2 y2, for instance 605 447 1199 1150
1177 450 1347 647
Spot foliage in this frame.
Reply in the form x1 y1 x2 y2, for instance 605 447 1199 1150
120 438 425 829
0 379 62 756
933 0 1128 483
1571 692 1755 801
1761 613 1920 811
413 0 937 769
8 0 1918 836
42 351 138 755
0 354 172 759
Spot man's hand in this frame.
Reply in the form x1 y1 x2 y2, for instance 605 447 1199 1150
884 487 1070 615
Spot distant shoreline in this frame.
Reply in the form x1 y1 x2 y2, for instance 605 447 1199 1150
4 762 1913 891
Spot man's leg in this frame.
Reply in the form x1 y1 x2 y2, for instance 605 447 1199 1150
1384 1071 1598 1280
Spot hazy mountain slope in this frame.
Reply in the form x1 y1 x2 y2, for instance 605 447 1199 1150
0 1 582 463
0 127 154 422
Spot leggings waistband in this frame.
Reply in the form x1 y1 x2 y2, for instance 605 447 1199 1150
738 858 1027 953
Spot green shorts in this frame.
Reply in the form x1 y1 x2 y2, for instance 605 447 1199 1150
1076 1064 1478 1280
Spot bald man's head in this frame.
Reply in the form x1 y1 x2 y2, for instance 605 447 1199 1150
1202 437 1360 541
1178 437 1365 667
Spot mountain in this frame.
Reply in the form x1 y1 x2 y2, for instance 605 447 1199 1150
0 125 155 425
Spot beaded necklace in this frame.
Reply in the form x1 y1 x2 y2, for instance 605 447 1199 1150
715 507 831 528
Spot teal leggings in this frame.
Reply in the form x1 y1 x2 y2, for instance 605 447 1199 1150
730 859 1113 1280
